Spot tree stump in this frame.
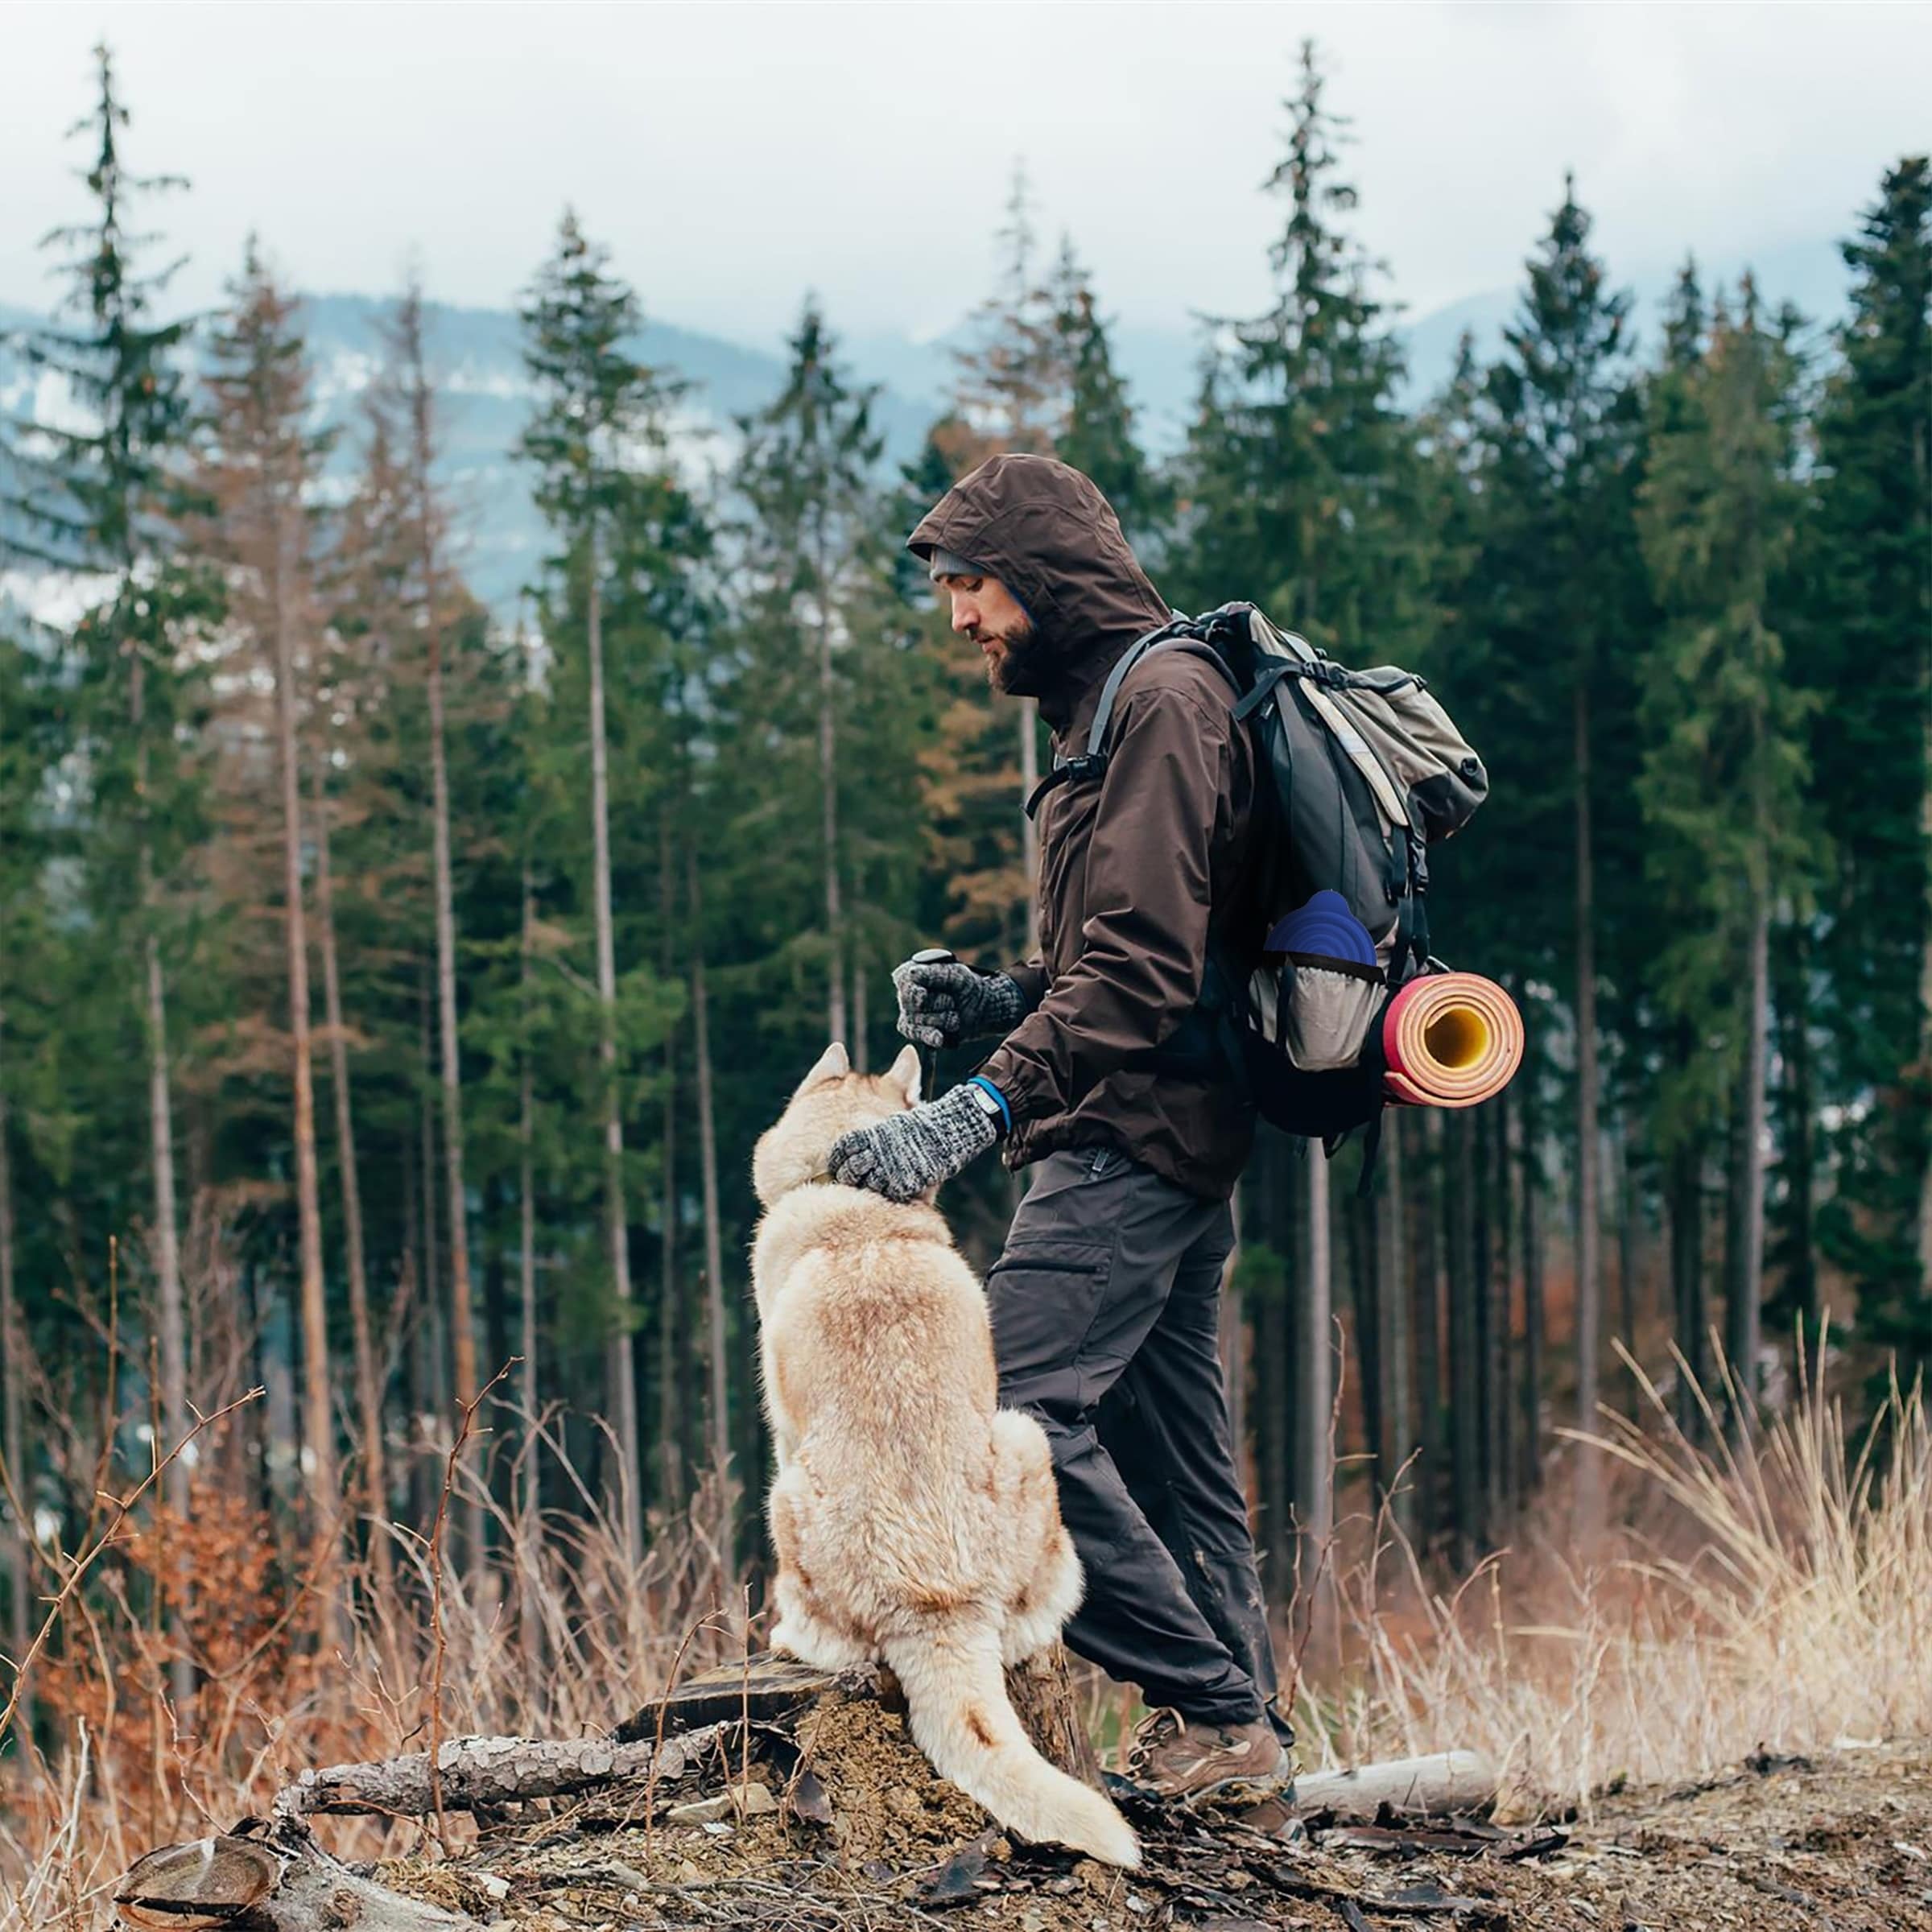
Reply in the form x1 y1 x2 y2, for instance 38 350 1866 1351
116 1818 480 1932
1005 1643 1103 1786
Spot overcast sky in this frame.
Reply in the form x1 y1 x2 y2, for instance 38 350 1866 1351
6 3 1930 350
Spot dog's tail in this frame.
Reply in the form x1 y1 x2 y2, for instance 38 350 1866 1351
881 1624 1139 1868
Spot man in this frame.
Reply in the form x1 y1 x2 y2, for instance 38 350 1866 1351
827 452 1291 1806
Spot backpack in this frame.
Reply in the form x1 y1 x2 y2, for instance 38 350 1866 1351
1026 601 1488 1166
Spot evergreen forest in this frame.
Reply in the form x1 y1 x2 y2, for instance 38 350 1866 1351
2 38 1930 1848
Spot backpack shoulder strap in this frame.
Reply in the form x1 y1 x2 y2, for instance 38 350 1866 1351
1024 614 1191 819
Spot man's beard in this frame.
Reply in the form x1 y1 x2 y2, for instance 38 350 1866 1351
982 614 1054 696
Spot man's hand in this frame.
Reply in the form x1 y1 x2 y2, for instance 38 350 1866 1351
828 1085 1001 1202
893 957 1030 1050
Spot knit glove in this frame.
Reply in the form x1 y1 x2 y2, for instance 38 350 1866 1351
893 957 1030 1050
827 1084 1001 1203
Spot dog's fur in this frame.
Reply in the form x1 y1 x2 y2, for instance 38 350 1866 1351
749 1042 1138 1868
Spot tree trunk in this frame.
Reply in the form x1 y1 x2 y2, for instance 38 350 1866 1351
1410 1112 1444 1542
517 869 543 1702
1572 676 1603 1534
311 751 389 1593
816 523 847 1046
407 316 481 1573
1726 896 1770 1426
656 811 682 1510
412 979 448 1534
1296 1143 1333 1634
269 511 336 1621
1020 701 1041 955
584 536 642 1556
851 943 868 1075
1776 923 1819 1337
1512 1069 1544 1498
0 1009 31 1733
1447 1112 1482 1563
1376 1111 1414 1538
687 840 734 1568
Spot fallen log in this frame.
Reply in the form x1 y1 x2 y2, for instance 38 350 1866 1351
274 1719 726 1818
1295 1748 1499 1823
115 1817 479 1932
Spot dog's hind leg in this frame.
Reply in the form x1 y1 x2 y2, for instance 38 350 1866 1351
768 1468 875 1670
989 1410 1084 1665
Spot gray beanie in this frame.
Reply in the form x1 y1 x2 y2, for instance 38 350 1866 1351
927 545 985 582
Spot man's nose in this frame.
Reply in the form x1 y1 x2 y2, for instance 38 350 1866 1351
950 600 978 637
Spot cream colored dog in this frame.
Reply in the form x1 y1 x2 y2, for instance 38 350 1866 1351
749 1042 1138 1868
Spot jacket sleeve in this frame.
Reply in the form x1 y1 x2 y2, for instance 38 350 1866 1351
1003 952 1049 1013
977 681 1236 1122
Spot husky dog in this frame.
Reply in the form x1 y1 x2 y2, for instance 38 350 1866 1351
749 1042 1139 1869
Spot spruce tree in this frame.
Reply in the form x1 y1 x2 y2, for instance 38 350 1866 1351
195 242 343 1580
1807 158 1932 1364
1637 279 1818 1414
0 43 215 1518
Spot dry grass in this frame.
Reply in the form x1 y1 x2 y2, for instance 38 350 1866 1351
2 1340 1929 1926
1300 1335 1932 1816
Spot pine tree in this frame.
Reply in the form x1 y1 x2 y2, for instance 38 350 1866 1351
0 43 216 1530
730 297 886 1048
1045 240 1159 543
1808 158 1932 1365
1174 38 1420 1557
1637 278 1818 1416
518 211 688 1548
195 242 342 1581
1463 175 1645 1525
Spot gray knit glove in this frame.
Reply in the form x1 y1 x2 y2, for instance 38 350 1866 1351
893 958 1030 1050
828 1084 1001 1202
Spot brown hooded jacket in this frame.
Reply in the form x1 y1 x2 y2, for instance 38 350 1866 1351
907 454 1257 1201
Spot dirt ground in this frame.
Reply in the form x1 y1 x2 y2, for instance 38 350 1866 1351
374 1690 1932 1931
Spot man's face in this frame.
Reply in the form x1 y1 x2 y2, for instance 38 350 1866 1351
938 572 1045 695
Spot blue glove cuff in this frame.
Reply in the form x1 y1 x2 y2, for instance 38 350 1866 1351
967 1075 1013 1135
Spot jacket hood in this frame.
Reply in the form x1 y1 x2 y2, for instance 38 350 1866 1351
906 455 1171 712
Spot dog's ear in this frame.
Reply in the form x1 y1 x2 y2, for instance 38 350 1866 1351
795 1042 850 1095
884 1042 922 1107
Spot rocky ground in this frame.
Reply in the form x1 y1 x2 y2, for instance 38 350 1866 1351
365 1683 1932 1932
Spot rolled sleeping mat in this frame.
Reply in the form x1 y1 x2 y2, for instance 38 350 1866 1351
1381 972 1523 1108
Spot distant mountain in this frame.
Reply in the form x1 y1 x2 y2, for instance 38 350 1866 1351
2 236 1853 625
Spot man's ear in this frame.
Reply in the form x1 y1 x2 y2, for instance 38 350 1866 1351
886 1042 922 1106
795 1042 850 1095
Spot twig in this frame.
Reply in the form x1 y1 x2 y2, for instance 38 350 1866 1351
425 1357 517 1857
0 1386 263 1749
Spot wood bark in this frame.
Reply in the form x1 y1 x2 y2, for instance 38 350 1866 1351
1297 1143 1333 1647
1005 1645 1102 1786
584 528 643 1554
657 811 682 1507
118 1820 477 1932
687 840 734 1563
1725 898 1770 1425
401 296 481 1572
0 1009 29 1729
516 868 543 1697
268 497 336 1590
1447 1112 1481 1560
1410 1113 1444 1541
311 750 389 1591
1573 677 1604 1533
277 1722 724 1817
1776 924 1819 1334
816 517 847 1046
1375 1112 1414 1537
1295 1750 1498 1823
1020 700 1041 953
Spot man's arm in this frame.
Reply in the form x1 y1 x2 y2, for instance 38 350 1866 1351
976 679 1238 1124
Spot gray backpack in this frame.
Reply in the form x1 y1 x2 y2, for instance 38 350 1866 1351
1026 601 1488 1147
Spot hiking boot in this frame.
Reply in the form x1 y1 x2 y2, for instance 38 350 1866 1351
1125 1707 1292 1806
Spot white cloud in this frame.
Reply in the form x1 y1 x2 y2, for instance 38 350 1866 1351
2 3 1926 356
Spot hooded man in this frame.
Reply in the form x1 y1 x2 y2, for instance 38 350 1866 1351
826 453 1293 1806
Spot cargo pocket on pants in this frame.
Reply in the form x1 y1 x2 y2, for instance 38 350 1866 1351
985 1238 1117 1397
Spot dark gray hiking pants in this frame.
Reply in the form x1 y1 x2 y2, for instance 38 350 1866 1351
987 1147 1290 1739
